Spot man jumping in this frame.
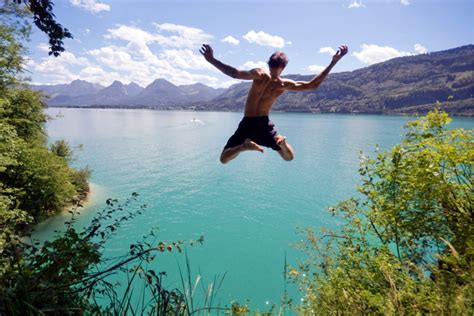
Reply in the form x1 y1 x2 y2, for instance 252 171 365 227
200 44 348 164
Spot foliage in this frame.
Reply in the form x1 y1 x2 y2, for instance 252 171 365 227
50 139 74 162
0 21 89 224
0 122 22 174
71 166 91 198
291 109 473 314
0 87 47 144
7 145 78 219
0 18 93 314
0 22 29 90
0 194 227 315
0 89 86 221
2 0 72 56
1 195 155 314
0 122 32 251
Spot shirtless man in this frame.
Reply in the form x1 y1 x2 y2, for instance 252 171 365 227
200 44 348 164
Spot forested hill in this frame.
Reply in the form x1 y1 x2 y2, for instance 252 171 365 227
201 45 474 115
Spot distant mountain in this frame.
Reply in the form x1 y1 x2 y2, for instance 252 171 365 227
202 44 474 115
33 79 104 105
179 83 226 101
34 80 144 106
34 79 223 108
86 80 132 106
33 45 473 115
124 82 143 96
131 79 184 106
33 80 104 98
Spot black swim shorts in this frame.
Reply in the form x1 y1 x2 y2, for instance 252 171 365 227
224 116 280 151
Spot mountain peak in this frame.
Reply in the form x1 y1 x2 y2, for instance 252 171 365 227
125 82 142 88
70 79 88 85
69 79 104 90
124 82 144 96
110 80 124 87
148 78 176 87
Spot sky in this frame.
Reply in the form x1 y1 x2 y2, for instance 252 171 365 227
23 0 474 88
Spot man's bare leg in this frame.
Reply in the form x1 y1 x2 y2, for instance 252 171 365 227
220 138 264 164
275 135 294 161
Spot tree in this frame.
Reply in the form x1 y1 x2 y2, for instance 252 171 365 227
292 109 473 314
50 139 74 162
0 20 87 221
0 122 32 252
0 23 28 90
1 88 47 144
1 0 72 56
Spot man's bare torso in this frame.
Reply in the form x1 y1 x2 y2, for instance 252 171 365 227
244 70 285 117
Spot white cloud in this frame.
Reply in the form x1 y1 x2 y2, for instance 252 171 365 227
27 51 90 84
105 23 212 50
29 23 239 88
243 30 285 48
348 0 365 9
87 46 174 85
79 66 121 83
286 41 293 45
353 44 412 64
153 22 213 48
319 47 336 55
400 0 410 5
105 25 155 43
158 49 215 70
69 0 110 13
88 46 136 70
222 36 240 45
37 43 49 52
414 43 428 54
240 61 268 70
353 43 428 65
306 65 325 73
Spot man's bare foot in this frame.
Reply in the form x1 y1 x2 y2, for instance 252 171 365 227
243 138 264 153
275 135 287 147
275 134 294 161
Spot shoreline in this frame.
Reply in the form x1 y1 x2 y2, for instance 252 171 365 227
46 105 474 118
61 182 102 215
31 182 107 240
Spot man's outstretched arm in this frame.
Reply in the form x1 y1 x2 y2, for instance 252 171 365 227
200 44 269 80
282 45 348 91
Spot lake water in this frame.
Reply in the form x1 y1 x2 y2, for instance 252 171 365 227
34 108 474 310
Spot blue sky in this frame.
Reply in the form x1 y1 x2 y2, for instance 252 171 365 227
25 0 474 88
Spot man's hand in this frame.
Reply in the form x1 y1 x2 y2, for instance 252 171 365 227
200 44 214 62
332 45 348 64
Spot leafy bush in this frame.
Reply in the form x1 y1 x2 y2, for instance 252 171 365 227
292 109 473 314
0 193 236 315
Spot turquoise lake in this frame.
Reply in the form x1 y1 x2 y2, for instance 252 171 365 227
34 108 474 310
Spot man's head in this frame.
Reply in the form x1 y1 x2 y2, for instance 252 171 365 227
268 51 288 75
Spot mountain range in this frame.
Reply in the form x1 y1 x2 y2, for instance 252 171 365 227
33 79 225 108
33 44 474 116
